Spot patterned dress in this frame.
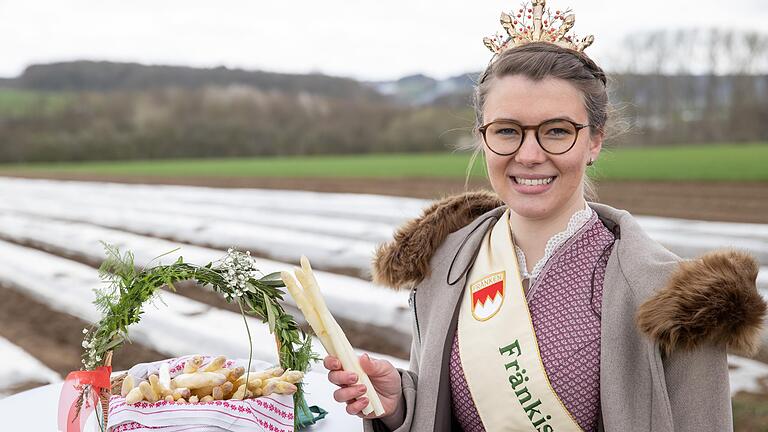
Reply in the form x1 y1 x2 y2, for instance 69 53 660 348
449 207 615 432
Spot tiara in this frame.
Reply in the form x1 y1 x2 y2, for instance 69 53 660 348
483 0 594 57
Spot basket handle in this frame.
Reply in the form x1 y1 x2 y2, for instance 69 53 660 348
100 351 113 431
274 335 283 367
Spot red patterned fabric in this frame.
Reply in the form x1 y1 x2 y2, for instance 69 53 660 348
450 213 614 432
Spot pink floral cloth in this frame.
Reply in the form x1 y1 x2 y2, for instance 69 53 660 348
107 356 294 432
450 213 614 432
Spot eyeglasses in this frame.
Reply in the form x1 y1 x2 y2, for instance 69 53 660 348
478 118 591 156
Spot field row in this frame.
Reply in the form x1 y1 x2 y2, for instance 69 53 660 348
1 177 766 273
0 236 405 423
0 177 765 403
0 143 767 181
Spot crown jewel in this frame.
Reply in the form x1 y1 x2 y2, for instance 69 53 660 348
483 0 594 56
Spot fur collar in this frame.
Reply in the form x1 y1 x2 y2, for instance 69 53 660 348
372 191 767 356
372 190 504 290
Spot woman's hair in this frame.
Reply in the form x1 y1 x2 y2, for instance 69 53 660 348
469 42 611 200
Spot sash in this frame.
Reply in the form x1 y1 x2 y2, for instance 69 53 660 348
457 209 583 432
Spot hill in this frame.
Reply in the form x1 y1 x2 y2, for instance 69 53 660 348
13 61 382 101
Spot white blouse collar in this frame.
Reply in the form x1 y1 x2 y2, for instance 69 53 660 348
514 202 594 284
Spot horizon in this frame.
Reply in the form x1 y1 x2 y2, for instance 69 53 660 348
1 0 767 81
4 58 768 85
0 59 482 83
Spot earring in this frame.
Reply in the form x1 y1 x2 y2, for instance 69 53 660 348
586 158 594 166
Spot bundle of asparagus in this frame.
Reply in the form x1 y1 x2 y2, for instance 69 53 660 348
281 257 385 417
120 355 303 405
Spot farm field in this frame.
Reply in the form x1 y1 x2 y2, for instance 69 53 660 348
0 176 765 428
1 143 767 181
2 144 767 225
1 174 766 223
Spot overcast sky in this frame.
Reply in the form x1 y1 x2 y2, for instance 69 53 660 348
1 0 766 80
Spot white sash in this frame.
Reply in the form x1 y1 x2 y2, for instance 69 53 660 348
457 209 583 432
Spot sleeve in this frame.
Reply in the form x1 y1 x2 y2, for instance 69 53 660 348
363 289 421 432
662 342 733 432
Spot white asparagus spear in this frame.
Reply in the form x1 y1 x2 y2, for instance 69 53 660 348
139 381 158 403
120 375 136 397
158 363 172 391
172 372 227 389
281 271 338 357
295 260 374 412
325 311 385 416
295 256 386 417
292 267 341 356
125 386 144 404
202 356 227 372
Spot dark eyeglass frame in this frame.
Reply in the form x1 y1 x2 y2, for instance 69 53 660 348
478 118 591 156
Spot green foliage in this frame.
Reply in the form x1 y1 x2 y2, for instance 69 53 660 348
0 66 766 163
0 89 73 117
0 86 468 163
82 244 316 424
590 143 768 181
0 152 484 178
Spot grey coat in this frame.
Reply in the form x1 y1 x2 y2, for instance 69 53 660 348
363 192 766 432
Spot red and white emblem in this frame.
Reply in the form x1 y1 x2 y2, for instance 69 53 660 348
470 271 505 321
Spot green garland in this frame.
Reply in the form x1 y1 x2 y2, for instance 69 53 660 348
79 243 317 426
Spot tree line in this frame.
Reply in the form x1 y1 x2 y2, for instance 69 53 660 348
0 28 765 163
0 86 468 162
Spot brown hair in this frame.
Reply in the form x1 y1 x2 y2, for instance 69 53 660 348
469 42 610 199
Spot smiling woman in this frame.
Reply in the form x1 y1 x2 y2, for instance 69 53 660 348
474 41 608 213
479 73 600 224
320 1 767 432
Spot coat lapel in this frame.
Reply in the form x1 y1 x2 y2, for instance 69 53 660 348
593 203 675 432
417 212 502 431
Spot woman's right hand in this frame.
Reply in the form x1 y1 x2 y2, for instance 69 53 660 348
324 353 402 419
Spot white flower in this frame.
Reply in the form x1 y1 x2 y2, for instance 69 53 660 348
219 248 264 298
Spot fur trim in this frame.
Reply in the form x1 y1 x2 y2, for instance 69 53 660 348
371 190 504 290
373 191 767 356
636 249 767 356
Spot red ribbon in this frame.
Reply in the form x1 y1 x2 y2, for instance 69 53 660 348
58 366 112 432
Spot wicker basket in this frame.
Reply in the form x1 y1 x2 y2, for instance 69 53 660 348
97 336 309 431
84 247 319 431
100 351 115 429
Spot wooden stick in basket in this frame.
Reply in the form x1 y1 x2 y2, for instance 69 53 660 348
281 256 386 417
101 351 113 429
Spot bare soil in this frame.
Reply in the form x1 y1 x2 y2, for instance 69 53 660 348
0 235 411 367
2 172 767 223
166 280 411 358
733 390 768 431
0 283 167 377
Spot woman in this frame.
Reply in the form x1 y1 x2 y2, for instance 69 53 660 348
324 3 767 431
